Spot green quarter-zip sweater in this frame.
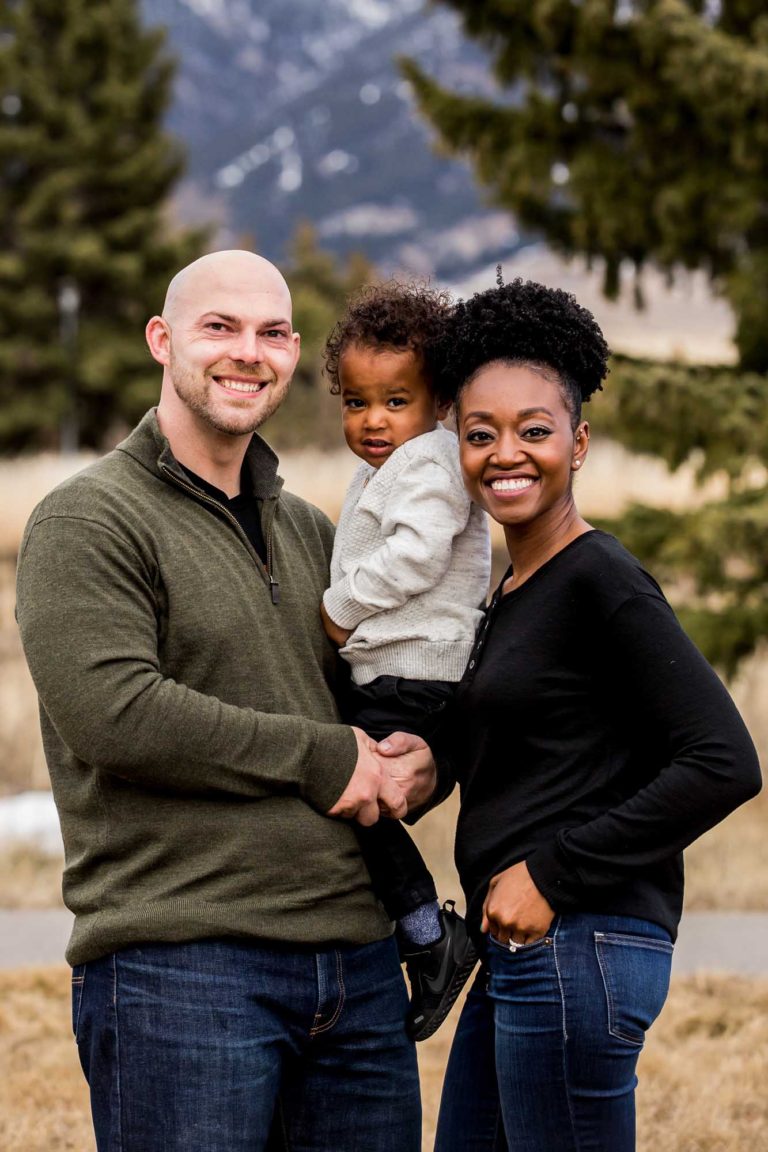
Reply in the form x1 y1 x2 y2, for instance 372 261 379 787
16 410 391 965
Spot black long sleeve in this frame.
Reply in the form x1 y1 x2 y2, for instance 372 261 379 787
448 531 761 940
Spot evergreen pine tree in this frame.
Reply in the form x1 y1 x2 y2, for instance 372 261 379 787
286 221 372 393
594 356 767 675
266 222 372 450
0 0 206 451
401 0 768 370
402 1 768 670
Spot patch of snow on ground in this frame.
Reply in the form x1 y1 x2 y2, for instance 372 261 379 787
0 791 62 855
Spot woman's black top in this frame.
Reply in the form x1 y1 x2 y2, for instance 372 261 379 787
439 531 761 941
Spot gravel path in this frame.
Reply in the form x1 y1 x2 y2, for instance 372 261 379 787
2 909 767 973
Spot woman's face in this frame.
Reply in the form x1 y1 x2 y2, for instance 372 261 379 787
457 362 588 530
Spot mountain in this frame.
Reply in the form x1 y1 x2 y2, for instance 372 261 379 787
141 0 523 279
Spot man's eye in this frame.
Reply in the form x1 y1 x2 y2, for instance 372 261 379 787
265 329 288 339
207 323 229 332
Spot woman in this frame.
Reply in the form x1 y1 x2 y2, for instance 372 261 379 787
431 278 761 1151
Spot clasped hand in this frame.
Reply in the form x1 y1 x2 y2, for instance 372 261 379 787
327 729 436 826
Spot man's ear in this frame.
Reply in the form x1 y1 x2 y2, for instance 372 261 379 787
146 316 171 367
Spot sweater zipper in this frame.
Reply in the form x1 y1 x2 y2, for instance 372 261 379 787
161 466 280 605
265 529 279 604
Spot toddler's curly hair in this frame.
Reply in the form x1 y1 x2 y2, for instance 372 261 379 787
323 280 454 399
443 277 610 426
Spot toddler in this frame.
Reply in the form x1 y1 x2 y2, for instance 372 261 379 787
321 282 491 1039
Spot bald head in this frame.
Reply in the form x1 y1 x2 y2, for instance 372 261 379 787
162 250 292 325
147 248 301 451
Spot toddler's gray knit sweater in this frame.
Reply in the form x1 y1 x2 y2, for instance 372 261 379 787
324 425 491 686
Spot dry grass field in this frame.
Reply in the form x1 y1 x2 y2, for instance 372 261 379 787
1 965 765 1152
0 845 65 908
0 444 766 911
1 437 765 1149
0 437 756 794
0 778 766 915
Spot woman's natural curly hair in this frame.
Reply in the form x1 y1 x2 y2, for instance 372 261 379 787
443 276 610 426
323 280 454 399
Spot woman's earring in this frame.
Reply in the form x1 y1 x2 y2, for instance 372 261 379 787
573 459 582 469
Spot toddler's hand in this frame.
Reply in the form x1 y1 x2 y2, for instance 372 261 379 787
320 601 352 647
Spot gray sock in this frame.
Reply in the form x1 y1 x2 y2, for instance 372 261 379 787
399 901 442 946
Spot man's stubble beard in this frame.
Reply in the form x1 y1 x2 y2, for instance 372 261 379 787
169 356 291 437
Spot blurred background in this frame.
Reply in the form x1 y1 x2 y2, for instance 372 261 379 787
0 2 766 1149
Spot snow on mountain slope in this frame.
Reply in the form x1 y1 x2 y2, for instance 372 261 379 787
142 0 521 277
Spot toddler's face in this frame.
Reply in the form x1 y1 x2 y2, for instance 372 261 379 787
339 345 449 469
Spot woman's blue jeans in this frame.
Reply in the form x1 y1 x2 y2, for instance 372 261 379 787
72 935 421 1152
435 913 673 1152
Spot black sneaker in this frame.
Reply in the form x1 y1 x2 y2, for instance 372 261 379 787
402 900 478 1042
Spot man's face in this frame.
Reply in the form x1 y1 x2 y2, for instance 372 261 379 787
155 259 301 438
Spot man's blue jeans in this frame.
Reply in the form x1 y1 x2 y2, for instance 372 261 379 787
72 935 421 1151
435 913 673 1152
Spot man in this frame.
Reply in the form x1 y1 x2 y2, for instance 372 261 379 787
16 251 434 1151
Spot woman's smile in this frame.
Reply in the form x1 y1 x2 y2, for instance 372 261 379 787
487 474 537 494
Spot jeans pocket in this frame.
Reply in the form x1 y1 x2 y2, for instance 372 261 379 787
594 930 673 1046
71 963 87 1040
487 920 558 957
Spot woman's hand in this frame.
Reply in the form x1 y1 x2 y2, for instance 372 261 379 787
481 861 555 946
320 601 352 647
376 731 437 811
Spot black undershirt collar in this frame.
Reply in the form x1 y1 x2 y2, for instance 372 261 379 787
179 462 267 564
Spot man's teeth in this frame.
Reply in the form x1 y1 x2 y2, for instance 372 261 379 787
219 378 266 393
490 478 534 491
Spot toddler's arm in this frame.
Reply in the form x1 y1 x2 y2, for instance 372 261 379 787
320 599 352 647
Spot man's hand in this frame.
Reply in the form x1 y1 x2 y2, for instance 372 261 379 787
376 731 437 811
327 727 407 826
481 861 555 946
320 601 352 647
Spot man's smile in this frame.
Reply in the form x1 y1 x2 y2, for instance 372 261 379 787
212 374 271 393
